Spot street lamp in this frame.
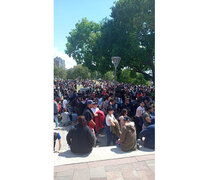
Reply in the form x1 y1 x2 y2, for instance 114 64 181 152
111 56 121 98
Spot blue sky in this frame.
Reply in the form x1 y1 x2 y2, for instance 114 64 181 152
54 0 116 68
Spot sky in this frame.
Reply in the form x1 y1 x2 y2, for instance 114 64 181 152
54 0 116 69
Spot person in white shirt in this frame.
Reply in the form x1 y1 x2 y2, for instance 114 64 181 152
134 102 145 138
63 97 68 109
91 102 99 114
135 102 145 118
105 106 117 146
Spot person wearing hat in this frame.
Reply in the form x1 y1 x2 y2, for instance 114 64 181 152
119 117 137 152
83 100 96 130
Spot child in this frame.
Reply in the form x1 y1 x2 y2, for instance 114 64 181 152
54 132 61 153
71 110 77 125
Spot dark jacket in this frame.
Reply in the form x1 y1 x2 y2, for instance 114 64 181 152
139 124 155 150
66 124 95 154
83 107 95 122
120 122 137 152
54 101 58 115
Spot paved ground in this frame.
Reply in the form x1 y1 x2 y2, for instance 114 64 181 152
54 124 155 179
54 154 155 180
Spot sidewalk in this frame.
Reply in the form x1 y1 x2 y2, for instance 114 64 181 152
54 154 155 180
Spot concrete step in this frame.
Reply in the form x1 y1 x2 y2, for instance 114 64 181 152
54 145 154 166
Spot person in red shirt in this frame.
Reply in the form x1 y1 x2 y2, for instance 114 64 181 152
91 102 105 133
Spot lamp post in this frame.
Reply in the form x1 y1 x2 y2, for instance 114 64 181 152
111 56 121 98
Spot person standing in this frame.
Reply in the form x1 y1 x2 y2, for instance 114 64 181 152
54 99 59 128
134 102 145 138
105 106 118 146
62 96 68 110
101 95 110 115
83 100 97 143
54 132 61 153
83 100 96 130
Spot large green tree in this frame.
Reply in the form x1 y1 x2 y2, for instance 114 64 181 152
65 0 155 83
65 18 101 72
103 0 155 82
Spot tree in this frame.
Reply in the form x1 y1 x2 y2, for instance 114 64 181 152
65 0 155 84
66 64 90 80
119 68 149 85
54 65 67 80
104 71 114 81
106 0 155 83
65 18 101 73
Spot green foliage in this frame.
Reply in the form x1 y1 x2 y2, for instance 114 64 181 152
67 64 90 80
108 0 155 82
90 71 101 80
104 71 114 81
54 65 67 80
65 0 155 84
119 68 149 85
65 18 102 72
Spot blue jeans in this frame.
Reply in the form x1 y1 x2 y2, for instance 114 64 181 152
106 126 117 146
106 126 112 146
54 115 59 127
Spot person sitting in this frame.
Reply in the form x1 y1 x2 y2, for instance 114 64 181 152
71 109 77 125
60 108 70 126
139 124 155 150
91 102 105 133
66 116 95 154
142 113 152 130
119 116 137 152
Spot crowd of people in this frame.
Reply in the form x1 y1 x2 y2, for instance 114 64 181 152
53 79 155 154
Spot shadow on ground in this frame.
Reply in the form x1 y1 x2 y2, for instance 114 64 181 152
58 150 91 158
110 146 154 154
